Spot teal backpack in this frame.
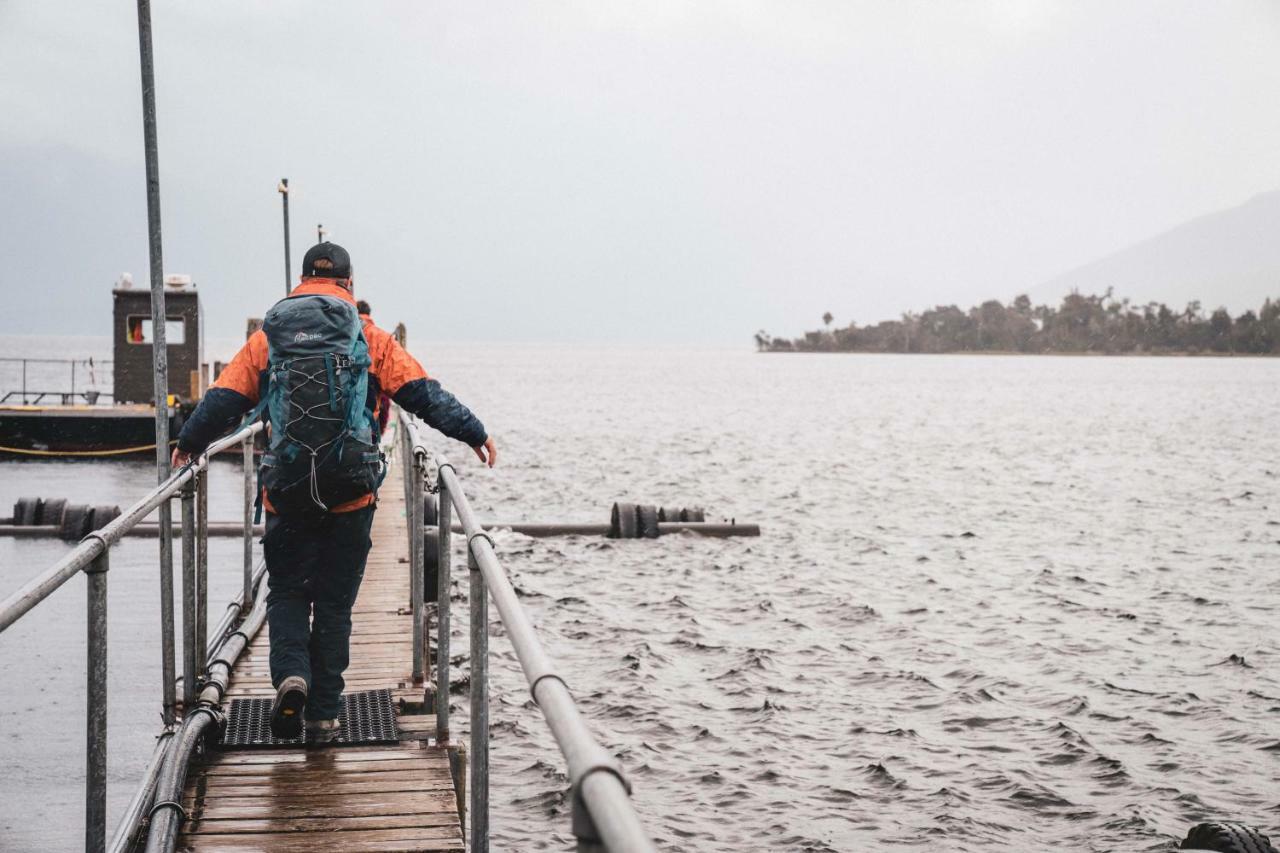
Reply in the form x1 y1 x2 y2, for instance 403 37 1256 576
251 293 386 517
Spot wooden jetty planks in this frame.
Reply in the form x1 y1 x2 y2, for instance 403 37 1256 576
178 472 464 852
177 825 462 852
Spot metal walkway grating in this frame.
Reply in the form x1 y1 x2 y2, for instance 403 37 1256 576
216 688 399 749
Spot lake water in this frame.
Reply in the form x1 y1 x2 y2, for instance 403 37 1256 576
2 338 1278 851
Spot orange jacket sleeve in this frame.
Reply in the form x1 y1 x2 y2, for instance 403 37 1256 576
364 323 488 446
211 330 269 403
364 324 428 395
176 331 268 454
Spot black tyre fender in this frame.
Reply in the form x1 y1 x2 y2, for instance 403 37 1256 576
59 504 91 540
681 506 706 523
636 504 660 539
89 505 121 533
658 506 682 523
14 497 41 526
421 529 440 604
610 502 638 539
422 493 439 527
38 498 68 527
1181 822 1277 853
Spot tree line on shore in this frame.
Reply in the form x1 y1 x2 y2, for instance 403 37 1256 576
756 291 1280 355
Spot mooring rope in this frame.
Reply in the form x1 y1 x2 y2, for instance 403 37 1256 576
0 440 178 457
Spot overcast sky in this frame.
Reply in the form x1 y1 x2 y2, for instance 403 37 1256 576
2 1 1279 345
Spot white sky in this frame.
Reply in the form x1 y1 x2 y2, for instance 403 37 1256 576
2 1 1279 344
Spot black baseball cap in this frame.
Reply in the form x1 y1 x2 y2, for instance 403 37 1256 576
302 242 352 279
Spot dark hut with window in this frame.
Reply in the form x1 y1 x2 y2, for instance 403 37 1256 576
0 275 205 457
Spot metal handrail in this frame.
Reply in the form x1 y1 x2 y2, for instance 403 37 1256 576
0 419 264 853
398 410 657 853
0 421 262 632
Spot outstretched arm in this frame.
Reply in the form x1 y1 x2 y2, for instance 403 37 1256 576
371 327 497 467
393 379 496 467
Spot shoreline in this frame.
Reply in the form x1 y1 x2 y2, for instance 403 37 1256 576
758 349 1280 359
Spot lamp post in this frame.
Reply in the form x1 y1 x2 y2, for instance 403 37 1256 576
279 178 292 295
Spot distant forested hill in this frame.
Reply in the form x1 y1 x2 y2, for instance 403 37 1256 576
758 291 1280 355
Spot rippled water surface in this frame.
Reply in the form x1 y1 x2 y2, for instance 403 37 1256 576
2 342 1278 851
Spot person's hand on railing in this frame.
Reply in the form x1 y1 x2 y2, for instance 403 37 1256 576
171 447 192 468
472 436 498 468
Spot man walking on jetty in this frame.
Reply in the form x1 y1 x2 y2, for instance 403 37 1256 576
172 242 497 741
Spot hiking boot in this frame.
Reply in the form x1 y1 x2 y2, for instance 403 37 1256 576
269 676 308 739
305 718 341 744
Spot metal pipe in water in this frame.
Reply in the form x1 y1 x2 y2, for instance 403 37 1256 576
0 522 264 539
446 521 760 538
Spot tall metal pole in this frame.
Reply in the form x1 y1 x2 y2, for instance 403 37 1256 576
279 178 292 295
135 0 176 728
85 549 109 853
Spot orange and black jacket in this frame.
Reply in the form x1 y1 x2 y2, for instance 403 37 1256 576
177 279 487 508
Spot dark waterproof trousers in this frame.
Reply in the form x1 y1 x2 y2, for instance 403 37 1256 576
263 506 375 719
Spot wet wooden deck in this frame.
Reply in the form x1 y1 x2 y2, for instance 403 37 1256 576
177 468 464 852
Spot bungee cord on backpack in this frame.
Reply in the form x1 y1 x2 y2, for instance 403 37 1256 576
280 355 353 511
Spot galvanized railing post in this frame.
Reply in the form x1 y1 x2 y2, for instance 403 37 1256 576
401 421 413 556
401 421 416 636
179 480 197 708
436 469 452 744
419 460 430 670
85 548 109 853
411 454 421 588
410 452 425 683
195 466 208 680
159 496 176 726
469 543 489 853
417 456 429 670
242 435 254 607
